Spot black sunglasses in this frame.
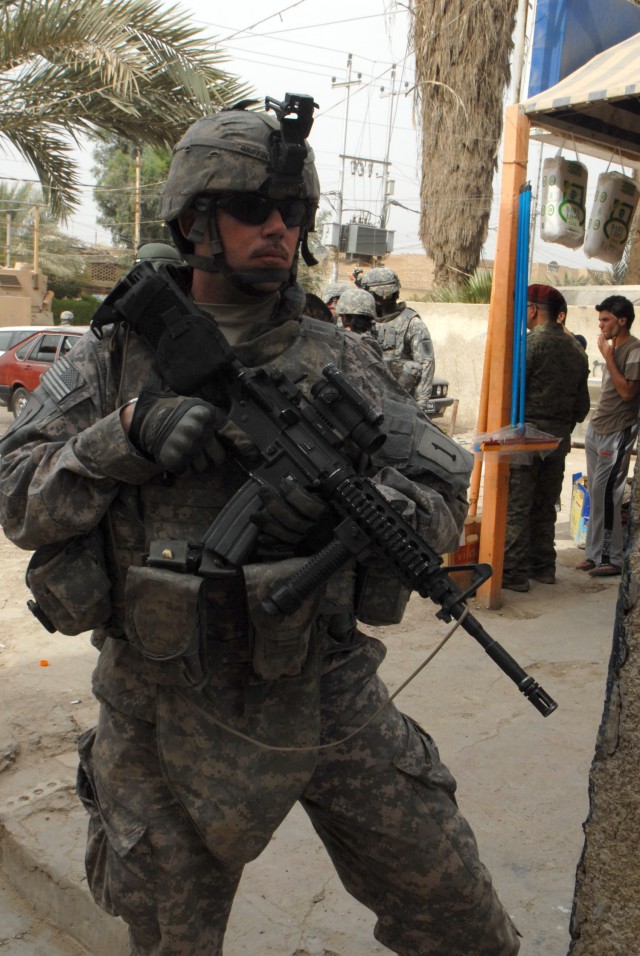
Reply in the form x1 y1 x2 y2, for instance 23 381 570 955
213 193 309 228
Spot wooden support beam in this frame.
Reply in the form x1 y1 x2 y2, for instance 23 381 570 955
476 105 530 608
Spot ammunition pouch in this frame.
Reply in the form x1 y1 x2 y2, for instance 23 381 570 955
26 529 112 635
243 558 323 680
125 565 208 688
355 562 410 626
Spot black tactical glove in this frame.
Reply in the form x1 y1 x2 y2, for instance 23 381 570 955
250 477 329 560
128 388 226 473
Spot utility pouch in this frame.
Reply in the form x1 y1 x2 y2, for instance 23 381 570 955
355 562 411 626
25 529 112 635
243 558 323 680
124 565 208 688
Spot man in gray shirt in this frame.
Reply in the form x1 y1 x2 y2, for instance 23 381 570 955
577 295 640 577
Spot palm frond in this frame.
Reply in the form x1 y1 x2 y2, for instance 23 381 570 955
0 0 251 219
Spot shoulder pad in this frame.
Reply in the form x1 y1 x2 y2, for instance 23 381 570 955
376 397 472 495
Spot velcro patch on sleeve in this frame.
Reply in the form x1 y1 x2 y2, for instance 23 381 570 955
40 356 84 403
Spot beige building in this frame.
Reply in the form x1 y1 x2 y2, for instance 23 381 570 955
0 265 53 326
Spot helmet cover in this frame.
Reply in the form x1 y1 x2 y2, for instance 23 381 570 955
335 288 377 319
360 267 400 300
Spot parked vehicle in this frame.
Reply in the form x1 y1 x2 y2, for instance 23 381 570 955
0 326 49 357
0 327 90 418
425 376 455 418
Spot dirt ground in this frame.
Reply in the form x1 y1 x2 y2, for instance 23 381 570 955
0 406 621 955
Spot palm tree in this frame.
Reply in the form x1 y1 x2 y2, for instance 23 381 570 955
0 0 250 220
410 0 519 284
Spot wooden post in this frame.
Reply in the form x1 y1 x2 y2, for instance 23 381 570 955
476 105 530 608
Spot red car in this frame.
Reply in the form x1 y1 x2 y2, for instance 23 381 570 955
0 327 90 418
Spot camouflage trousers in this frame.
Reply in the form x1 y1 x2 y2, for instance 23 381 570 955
77 632 520 956
503 439 569 585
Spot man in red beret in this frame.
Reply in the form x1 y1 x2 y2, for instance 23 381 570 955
503 284 590 591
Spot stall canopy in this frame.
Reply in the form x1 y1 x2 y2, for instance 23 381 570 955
520 31 640 167
475 30 640 608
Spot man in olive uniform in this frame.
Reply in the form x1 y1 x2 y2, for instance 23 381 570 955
503 284 590 592
0 97 519 956
359 267 435 411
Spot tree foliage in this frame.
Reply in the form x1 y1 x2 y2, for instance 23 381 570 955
0 180 90 280
410 0 518 284
92 139 172 247
0 0 250 220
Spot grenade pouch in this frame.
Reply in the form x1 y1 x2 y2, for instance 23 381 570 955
125 564 208 688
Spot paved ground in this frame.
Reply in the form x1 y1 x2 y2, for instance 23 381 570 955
0 406 621 955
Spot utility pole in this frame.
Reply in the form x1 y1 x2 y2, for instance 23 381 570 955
379 66 397 229
378 66 410 230
330 55 362 281
32 205 39 288
5 212 12 268
133 146 142 251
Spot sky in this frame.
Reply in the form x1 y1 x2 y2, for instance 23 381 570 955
1 0 631 275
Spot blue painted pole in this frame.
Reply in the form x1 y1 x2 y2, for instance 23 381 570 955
511 183 532 428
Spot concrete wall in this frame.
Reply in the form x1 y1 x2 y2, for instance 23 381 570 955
405 302 604 433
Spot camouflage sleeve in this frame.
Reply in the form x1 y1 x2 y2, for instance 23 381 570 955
340 337 470 554
406 315 435 406
0 330 160 551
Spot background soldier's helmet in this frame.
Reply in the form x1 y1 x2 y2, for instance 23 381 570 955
159 107 320 253
321 282 350 305
134 242 184 269
335 288 377 319
360 267 400 300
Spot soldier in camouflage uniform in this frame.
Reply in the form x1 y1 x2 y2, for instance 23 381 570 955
0 97 520 955
335 287 376 331
503 284 590 592
321 280 350 319
360 267 436 411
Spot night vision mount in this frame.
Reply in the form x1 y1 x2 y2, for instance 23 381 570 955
265 93 318 197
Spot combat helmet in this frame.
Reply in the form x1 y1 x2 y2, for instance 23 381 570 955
335 288 377 334
335 288 377 319
360 267 400 300
134 242 184 270
159 94 320 292
321 282 350 305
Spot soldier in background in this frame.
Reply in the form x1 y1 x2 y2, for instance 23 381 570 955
134 242 185 270
320 281 350 320
359 267 435 412
335 287 377 334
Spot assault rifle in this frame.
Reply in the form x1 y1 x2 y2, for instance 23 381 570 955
92 262 558 717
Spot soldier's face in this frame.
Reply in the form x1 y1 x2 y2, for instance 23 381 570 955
215 206 300 293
